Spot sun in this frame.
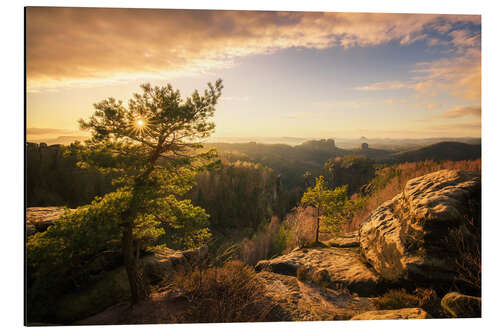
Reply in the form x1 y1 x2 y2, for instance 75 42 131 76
130 117 150 137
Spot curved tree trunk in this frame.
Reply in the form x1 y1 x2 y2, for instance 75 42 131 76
122 224 139 304
315 206 320 243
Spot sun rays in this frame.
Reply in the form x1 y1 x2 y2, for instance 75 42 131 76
128 117 153 139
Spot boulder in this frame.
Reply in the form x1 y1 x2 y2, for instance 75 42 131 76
26 207 69 234
350 308 431 320
256 246 381 296
359 170 480 286
441 292 481 318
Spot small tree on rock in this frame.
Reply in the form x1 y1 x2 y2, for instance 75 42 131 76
301 176 354 243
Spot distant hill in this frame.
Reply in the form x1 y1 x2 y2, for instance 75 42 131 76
388 142 481 163
28 135 89 145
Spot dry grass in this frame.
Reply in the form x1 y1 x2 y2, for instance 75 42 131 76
346 159 481 231
445 216 481 295
169 261 280 323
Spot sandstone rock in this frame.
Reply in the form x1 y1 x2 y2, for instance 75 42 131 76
350 307 431 320
359 170 480 285
258 271 375 321
441 292 481 318
26 207 68 233
256 246 381 296
26 222 37 236
325 231 360 248
142 246 209 283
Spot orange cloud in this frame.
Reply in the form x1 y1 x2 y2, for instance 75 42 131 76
26 7 480 92
438 105 481 118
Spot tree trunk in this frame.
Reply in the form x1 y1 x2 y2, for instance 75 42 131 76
121 152 161 305
315 206 320 243
122 223 140 305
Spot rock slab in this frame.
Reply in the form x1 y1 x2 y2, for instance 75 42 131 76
26 207 68 234
256 246 381 296
350 308 431 320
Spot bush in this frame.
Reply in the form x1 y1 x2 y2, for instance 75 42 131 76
374 288 443 318
445 215 481 296
373 289 419 310
170 261 279 322
26 191 128 322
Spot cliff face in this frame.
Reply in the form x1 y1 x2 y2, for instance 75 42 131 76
359 169 480 287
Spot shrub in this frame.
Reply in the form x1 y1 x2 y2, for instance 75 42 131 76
279 206 317 250
445 215 481 296
373 289 419 310
374 288 443 318
170 261 279 323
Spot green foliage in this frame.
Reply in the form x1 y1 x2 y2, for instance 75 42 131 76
155 195 211 249
26 190 130 321
27 191 127 282
301 176 357 236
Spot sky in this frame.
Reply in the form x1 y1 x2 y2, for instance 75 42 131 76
25 7 481 142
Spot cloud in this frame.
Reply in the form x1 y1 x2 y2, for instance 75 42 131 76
438 105 481 118
26 8 480 92
449 29 480 53
356 81 415 91
412 48 481 100
355 47 480 101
